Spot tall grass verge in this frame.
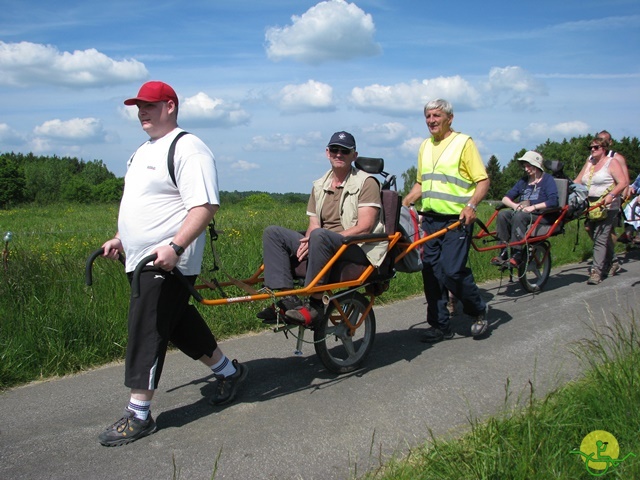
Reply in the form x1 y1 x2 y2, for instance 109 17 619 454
362 310 640 479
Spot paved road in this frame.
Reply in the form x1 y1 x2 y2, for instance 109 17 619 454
1 251 639 480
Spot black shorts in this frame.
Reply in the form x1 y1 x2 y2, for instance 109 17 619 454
124 268 217 390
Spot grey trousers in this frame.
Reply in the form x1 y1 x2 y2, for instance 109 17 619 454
587 209 618 275
496 209 538 251
262 225 369 289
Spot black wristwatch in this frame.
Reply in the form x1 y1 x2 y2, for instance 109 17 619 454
169 242 185 256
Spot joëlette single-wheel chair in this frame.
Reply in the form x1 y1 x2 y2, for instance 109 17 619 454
86 157 459 374
471 159 599 293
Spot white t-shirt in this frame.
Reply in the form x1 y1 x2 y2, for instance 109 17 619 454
118 128 219 274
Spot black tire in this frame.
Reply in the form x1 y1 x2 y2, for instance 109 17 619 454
313 291 376 374
518 242 551 293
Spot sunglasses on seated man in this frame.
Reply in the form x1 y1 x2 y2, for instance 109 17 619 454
328 146 354 155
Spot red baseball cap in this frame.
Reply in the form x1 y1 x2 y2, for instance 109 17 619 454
124 81 179 106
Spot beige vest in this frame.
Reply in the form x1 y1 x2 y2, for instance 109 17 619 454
312 167 387 267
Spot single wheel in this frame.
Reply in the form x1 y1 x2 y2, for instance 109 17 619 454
518 242 551 293
313 291 376 374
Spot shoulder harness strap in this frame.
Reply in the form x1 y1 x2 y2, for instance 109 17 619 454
167 131 190 186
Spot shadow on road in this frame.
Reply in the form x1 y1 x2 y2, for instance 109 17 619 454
157 297 518 432
157 326 435 430
155 253 640 432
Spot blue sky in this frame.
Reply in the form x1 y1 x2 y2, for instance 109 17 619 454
1 0 638 193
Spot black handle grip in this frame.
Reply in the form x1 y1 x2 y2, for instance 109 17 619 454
85 248 125 286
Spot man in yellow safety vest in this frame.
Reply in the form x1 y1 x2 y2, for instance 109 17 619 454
404 99 490 342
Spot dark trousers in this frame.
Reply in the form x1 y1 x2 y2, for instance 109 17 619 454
262 225 369 289
420 214 486 331
125 269 217 390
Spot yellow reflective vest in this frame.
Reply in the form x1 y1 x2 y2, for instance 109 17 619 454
418 132 475 215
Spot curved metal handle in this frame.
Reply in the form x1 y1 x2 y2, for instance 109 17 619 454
131 253 203 302
85 248 125 286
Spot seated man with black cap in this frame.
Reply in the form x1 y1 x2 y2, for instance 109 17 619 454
258 131 387 325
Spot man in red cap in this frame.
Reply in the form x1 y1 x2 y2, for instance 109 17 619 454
97 81 248 447
123 80 179 106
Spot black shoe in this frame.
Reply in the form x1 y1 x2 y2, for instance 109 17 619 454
617 231 632 244
490 248 508 266
420 327 454 343
209 360 249 406
98 409 157 447
257 295 302 323
256 305 277 321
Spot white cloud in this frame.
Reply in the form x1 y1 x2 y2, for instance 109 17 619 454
362 122 409 146
485 66 547 111
525 121 590 138
121 92 251 127
244 132 322 152
230 160 260 171
265 0 381 64
120 105 140 121
0 123 26 144
549 15 640 33
33 117 107 142
483 121 590 145
350 76 481 116
276 80 336 114
537 72 640 80
30 137 54 153
0 41 148 87
180 92 250 128
487 66 546 94
484 129 523 143
350 67 551 116
400 136 424 157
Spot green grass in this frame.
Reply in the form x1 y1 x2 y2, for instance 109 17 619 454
361 312 640 480
0 202 608 388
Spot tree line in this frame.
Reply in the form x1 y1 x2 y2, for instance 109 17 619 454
0 152 308 208
0 152 123 208
1 134 638 209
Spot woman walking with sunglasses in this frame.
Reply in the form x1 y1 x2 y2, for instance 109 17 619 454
573 137 628 284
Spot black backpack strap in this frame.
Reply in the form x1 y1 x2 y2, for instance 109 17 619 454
474 216 493 237
167 131 190 186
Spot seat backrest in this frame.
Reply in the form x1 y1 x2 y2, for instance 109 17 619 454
381 188 400 235
327 165 400 283
555 178 569 208
355 156 384 175
544 159 567 179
